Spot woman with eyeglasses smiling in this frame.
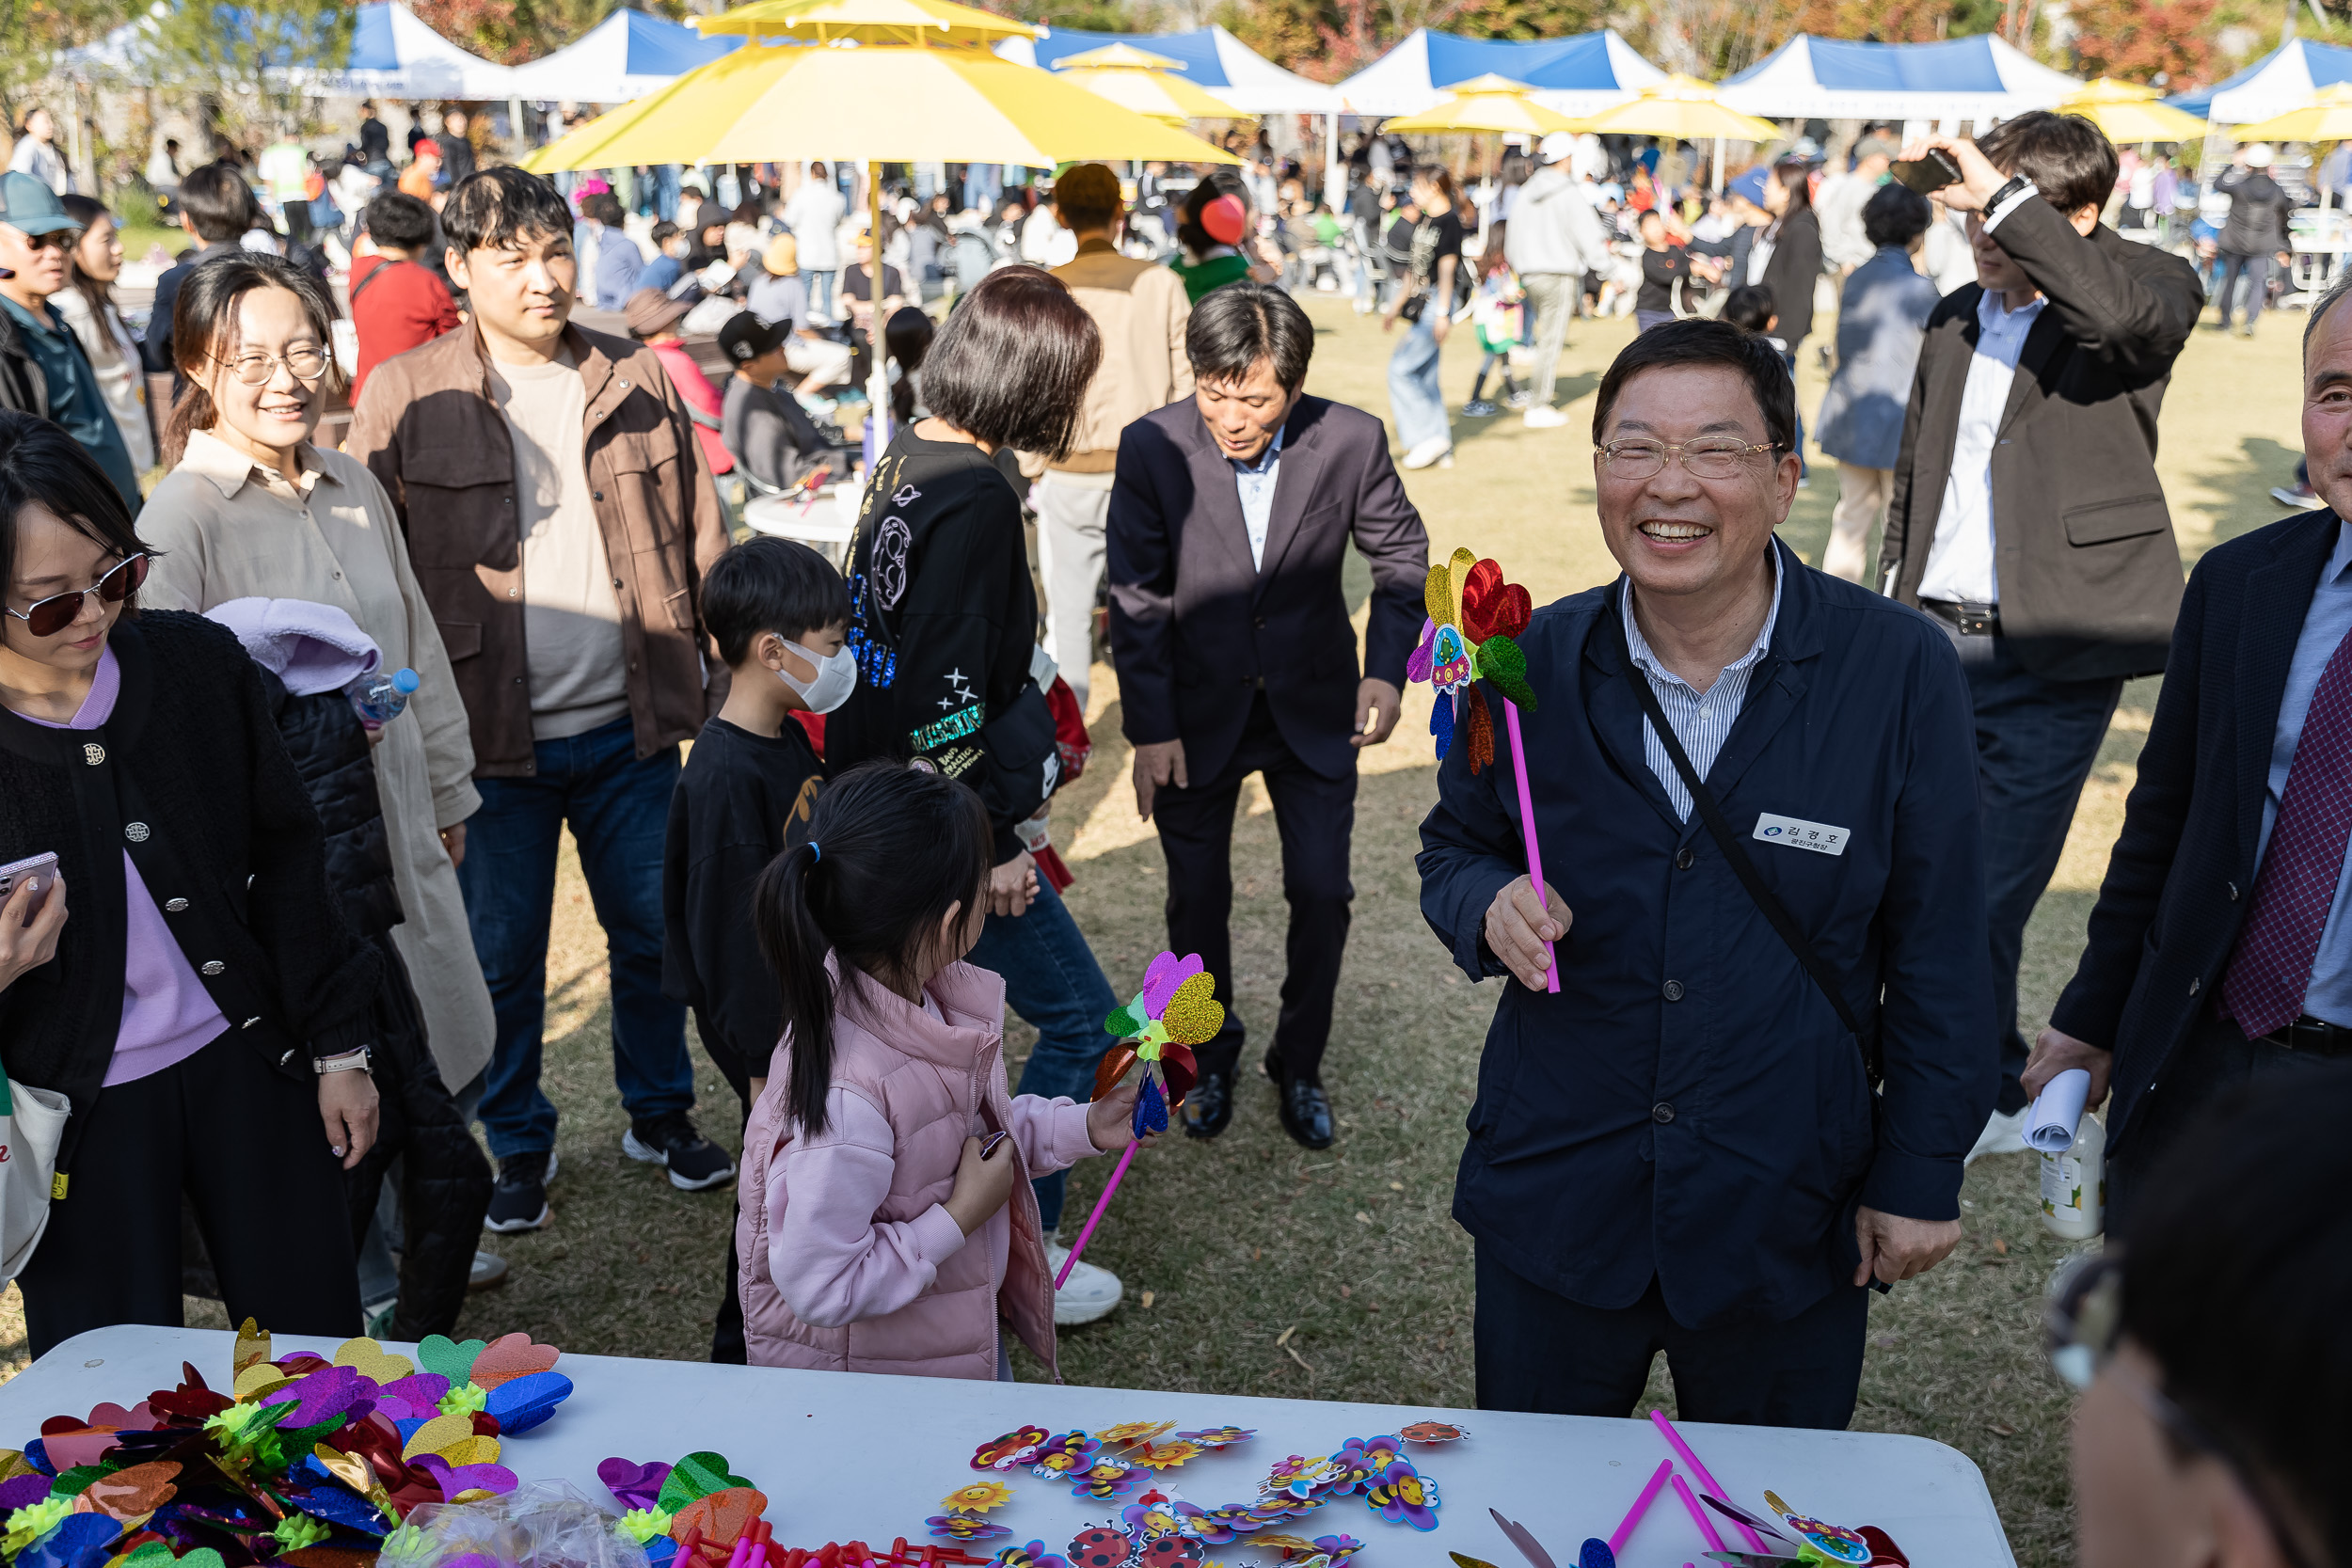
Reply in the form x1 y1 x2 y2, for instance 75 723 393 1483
2053 1067 2346 1568
0 410 381 1355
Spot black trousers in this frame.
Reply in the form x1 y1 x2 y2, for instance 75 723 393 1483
1151 693 1357 1082
1473 1243 1869 1429
19 1034 360 1360
695 1008 754 1365
2107 1012 2352 1238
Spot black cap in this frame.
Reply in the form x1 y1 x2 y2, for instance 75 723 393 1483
719 311 790 364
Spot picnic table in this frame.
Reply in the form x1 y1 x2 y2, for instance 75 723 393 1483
0 1328 2015 1568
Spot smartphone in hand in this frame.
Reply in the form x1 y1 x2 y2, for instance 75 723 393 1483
0 852 59 924
1892 149 1963 195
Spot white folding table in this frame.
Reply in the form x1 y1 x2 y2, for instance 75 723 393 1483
0 1328 2015 1568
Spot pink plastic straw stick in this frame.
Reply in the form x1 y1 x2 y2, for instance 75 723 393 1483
1502 698 1559 994
1607 1460 1674 1556
1668 1475 1725 1556
1650 1411 1767 1554
1054 1142 1138 1287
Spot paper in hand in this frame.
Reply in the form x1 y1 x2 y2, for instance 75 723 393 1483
2024 1068 2091 1152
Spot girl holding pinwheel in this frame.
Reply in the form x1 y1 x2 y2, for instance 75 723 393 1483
735 762 1152 1381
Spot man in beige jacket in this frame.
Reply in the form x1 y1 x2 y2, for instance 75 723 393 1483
1040 163 1192 711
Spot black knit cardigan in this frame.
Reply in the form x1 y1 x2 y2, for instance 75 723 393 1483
0 611 381 1180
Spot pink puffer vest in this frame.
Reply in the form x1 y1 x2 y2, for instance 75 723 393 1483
737 959 1059 1380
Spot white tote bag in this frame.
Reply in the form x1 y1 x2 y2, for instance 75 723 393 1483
0 1075 72 1282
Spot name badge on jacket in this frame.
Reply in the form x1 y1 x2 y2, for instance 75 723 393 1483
1754 813 1850 857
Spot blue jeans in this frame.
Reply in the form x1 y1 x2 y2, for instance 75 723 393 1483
966 878 1118 1235
456 716 694 1161
806 268 836 323
2215 252 2271 329
1387 310 1449 453
1939 624 2123 1116
655 164 682 222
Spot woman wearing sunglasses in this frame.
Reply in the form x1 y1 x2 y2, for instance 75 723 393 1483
0 410 380 1355
141 253 494 1150
2051 1068 2346 1568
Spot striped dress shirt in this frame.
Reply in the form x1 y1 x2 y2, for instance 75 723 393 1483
1619 551 1786 821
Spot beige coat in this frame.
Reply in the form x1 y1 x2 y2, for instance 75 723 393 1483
141 430 494 1091
1048 238 1194 473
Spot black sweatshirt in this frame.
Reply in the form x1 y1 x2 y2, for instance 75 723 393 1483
660 715 823 1085
827 426 1040 863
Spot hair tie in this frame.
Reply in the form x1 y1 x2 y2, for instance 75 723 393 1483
808 840 821 863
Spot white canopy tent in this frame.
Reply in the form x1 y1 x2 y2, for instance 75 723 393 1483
2166 38 2352 125
506 8 740 105
1333 28 1666 118
996 24 1339 115
1719 34 2079 123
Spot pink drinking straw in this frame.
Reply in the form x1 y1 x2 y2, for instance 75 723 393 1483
1502 699 1559 993
1054 1142 1138 1287
1650 1411 1768 1554
1606 1460 1674 1556
1667 1475 1725 1556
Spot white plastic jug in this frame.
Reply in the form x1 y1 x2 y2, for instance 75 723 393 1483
2039 1111 2106 1241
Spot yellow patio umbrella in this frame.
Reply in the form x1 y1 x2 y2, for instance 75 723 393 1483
1574 74 1779 143
1050 42 1241 127
2228 81 2352 144
2054 77 2209 142
522 0 1234 432
1378 73 1584 136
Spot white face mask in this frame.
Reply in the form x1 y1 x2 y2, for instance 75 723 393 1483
776 640 858 714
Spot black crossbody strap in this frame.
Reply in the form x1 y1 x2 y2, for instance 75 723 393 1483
1613 604 1867 1049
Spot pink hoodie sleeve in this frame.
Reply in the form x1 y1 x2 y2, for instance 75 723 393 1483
1009 1094 1102 1177
769 1087 969 1330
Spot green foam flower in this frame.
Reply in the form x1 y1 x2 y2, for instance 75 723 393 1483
4 1496 73 1554
377 1522 438 1568
203 1401 292 1471
272 1514 331 1552
437 1383 488 1417
619 1509 675 1544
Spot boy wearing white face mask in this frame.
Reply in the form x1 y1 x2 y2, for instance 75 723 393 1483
662 535 854 1362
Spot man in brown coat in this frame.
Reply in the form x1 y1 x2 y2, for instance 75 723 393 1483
349 167 734 1235
1038 162 1193 711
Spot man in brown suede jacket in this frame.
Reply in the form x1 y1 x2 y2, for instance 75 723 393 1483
349 166 734 1235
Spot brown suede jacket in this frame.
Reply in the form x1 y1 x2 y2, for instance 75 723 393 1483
347 321 730 776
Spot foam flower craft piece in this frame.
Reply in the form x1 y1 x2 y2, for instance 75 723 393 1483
1102 957 1222 1121
1066 1459 1146 1502
1362 1459 1438 1530
1172 1428 1253 1449
994 1541 1075 1568
1407 549 1538 773
971 1428 1052 1472
928 1517 1013 1544
1130 1441 1204 1472
1028 1433 1099 1479
621 1508 676 1544
1093 1421 1176 1449
941 1481 1015 1515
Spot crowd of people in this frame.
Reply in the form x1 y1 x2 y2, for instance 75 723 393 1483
0 90 2345 1568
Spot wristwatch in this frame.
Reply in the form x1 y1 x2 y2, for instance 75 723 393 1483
313 1046 373 1076
1987 174 2035 213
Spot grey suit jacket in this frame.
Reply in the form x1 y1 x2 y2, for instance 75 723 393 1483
1881 199 2204 682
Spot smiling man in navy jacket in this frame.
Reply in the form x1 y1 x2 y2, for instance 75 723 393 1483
1419 320 1996 1427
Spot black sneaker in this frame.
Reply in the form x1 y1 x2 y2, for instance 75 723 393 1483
624 1113 737 1191
485 1149 555 1233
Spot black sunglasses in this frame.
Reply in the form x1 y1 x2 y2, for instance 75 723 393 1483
5 551 149 639
2046 1250 2320 1568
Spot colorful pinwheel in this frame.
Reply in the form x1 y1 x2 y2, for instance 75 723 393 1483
1406 549 1536 774
1052 953 1226 1290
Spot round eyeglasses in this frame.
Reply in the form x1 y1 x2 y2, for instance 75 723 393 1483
214 345 330 386
5 551 150 639
1597 437 1781 481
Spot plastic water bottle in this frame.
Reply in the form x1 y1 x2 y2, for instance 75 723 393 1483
347 667 420 727
2038 1111 2107 1241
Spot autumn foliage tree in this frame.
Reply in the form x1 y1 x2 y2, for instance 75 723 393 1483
2064 0 2219 85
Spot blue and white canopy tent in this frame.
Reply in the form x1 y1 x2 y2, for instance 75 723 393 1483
1718 34 2079 125
67 0 518 96
1333 29 1666 118
506 8 741 104
2167 37 2352 124
996 24 1339 114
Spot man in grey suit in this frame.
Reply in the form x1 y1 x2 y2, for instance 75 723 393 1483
1881 112 2203 1157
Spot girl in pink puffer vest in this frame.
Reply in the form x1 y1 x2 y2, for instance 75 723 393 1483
739 762 1148 1379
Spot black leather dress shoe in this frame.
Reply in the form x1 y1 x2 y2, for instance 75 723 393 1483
1183 1068 1235 1139
1265 1049 1335 1149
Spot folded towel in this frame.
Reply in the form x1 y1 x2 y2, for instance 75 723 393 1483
204 596 381 696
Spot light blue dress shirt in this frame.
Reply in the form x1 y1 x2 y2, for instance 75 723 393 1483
1231 426 1284 572
1621 547 1786 821
2255 519 2352 1025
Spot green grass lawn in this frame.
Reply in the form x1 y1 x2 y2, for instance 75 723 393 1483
0 288 2307 1568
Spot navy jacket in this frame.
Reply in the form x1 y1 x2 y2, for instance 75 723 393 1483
1417 545 1996 1329
1107 394 1430 784
2050 510 2339 1144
